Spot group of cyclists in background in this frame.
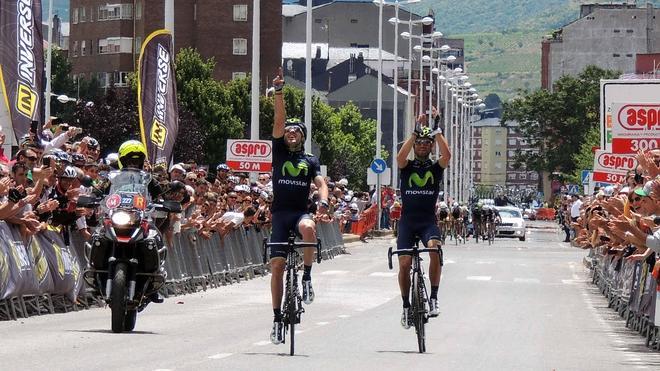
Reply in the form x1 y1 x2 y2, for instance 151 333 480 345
435 199 502 245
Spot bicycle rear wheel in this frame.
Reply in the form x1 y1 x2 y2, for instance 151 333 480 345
287 268 296 356
411 271 426 353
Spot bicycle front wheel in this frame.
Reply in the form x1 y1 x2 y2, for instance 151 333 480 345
287 268 297 356
411 271 426 353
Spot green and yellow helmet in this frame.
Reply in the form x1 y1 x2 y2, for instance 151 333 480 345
118 140 147 169
416 126 433 140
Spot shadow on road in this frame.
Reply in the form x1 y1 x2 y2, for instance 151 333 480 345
68 329 161 335
242 351 310 358
376 350 431 355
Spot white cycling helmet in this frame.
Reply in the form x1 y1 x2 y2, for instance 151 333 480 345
452 202 459 207
60 166 78 179
439 202 448 209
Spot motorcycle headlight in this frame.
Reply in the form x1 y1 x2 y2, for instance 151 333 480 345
111 211 132 226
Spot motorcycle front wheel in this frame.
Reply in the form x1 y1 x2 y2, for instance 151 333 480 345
111 263 128 333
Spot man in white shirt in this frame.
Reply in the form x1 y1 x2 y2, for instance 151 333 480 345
570 194 582 222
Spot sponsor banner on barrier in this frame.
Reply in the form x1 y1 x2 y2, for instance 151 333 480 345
226 139 273 172
0 222 39 299
592 150 637 184
600 80 660 152
138 30 179 165
0 0 45 141
610 103 660 154
38 230 83 301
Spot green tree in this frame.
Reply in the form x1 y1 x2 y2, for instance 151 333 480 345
501 65 619 180
175 48 244 164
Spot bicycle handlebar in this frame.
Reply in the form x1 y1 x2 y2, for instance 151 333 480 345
262 237 323 264
388 246 440 270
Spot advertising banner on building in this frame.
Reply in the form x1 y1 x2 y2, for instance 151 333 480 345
600 80 660 151
138 30 178 166
0 0 44 142
592 149 638 184
610 102 660 154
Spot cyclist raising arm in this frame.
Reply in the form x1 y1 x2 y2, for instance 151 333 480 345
269 68 329 344
396 126 450 327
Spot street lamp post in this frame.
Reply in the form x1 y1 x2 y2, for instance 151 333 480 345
385 0 421 189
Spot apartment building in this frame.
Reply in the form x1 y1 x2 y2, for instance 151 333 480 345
69 1 281 88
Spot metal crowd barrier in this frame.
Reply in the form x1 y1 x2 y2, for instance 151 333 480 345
588 250 660 350
0 220 346 321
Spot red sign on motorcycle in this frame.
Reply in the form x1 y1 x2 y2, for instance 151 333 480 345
611 103 660 154
106 194 121 209
133 195 146 210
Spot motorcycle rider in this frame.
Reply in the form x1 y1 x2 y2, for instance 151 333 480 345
91 140 166 303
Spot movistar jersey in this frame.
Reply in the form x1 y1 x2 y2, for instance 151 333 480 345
271 137 320 213
400 159 443 219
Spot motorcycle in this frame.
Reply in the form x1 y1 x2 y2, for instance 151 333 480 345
79 169 181 333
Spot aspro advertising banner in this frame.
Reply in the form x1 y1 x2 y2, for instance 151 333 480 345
0 0 44 141
600 80 660 151
592 150 638 184
138 30 178 165
226 139 273 172
610 103 660 154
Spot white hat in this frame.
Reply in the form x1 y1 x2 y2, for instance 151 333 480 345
170 164 186 174
185 185 195 196
350 202 359 210
344 195 352 202
234 184 250 193
338 178 348 186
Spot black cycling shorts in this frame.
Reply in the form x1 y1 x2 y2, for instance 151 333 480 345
396 217 444 265
269 210 313 259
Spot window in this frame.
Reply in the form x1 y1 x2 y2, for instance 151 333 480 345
97 72 109 87
135 36 142 52
72 8 78 24
98 37 133 54
519 173 527 180
508 150 515 157
233 4 248 22
626 54 633 58
233 38 247 55
315 18 322 23
495 151 502 156
508 173 516 180
508 138 516 146
81 40 86 56
530 172 539 181
350 19 358 24
135 0 142 20
98 4 132 20
627 29 634 33
613 53 620 57
79 7 86 22
613 29 620 33
112 71 130 87
72 40 78 57
232 72 247 80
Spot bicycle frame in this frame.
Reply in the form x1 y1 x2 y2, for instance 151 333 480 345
263 234 322 356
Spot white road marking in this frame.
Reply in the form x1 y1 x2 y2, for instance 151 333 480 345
475 261 495 265
295 330 305 335
466 276 492 281
444 259 456 264
316 321 330 326
321 270 349 276
253 340 272 346
513 278 540 284
369 272 397 277
208 353 233 360
338 314 351 319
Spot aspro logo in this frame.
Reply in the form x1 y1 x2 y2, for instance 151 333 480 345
408 171 434 188
230 141 271 158
16 0 38 119
150 43 170 149
597 153 636 171
617 104 660 131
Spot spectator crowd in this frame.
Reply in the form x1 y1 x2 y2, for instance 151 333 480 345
0 120 382 244
561 149 660 261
